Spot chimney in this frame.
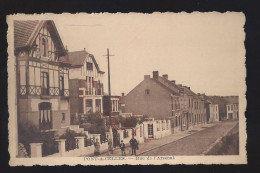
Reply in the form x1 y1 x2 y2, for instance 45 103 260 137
171 80 176 84
153 71 159 80
84 48 86 51
144 75 150 80
187 87 190 90
162 74 168 79
121 93 125 97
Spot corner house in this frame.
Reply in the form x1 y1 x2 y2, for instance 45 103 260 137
14 20 72 131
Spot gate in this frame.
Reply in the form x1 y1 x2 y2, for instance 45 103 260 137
112 128 120 147
148 124 153 138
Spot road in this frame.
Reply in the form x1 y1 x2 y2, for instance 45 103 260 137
139 120 238 156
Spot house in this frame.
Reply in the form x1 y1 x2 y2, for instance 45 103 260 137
14 20 71 131
203 95 219 123
67 49 105 120
207 96 227 120
124 71 206 133
224 96 239 119
207 96 239 120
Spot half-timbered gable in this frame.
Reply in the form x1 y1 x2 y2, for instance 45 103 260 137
14 20 71 131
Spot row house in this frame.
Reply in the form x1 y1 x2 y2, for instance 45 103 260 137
203 95 220 123
14 20 71 131
124 71 206 134
68 49 105 118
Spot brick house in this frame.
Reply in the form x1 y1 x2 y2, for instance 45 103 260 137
124 71 206 133
67 49 105 118
14 20 71 131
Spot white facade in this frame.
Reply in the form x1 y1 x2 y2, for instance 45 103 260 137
226 104 239 119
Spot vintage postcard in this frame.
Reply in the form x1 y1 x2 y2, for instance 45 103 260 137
7 12 247 166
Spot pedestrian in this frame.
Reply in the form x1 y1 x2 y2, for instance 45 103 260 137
129 136 138 155
94 138 100 156
119 140 126 156
108 138 113 155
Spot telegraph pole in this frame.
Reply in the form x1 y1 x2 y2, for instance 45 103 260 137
103 48 114 128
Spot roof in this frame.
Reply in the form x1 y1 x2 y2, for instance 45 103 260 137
151 78 180 96
14 20 67 57
202 95 217 104
223 96 239 104
157 76 198 97
14 20 40 48
207 96 227 104
68 51 89 66
67 50 104 74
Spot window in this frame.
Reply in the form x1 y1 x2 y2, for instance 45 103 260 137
157 121 160 131
39 102 52 130
145 89 150 95
62 113 65 121
42 38 47 57
123 130 128 138
59 76 64 95
140 126 142 137
86 62 93 71
85 99 93 113
41 72 49 95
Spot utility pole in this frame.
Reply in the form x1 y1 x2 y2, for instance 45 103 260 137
103 48 114 129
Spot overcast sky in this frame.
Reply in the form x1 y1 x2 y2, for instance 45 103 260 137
53 13 245 96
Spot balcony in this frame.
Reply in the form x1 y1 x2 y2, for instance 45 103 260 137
19 85 69 97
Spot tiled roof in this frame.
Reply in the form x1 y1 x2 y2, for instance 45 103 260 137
68 50 89 66
14 20 42 48
68 50 104 73
14 20 67 57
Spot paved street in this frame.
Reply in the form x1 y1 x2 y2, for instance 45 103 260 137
140 120 238 156
99 120 238 156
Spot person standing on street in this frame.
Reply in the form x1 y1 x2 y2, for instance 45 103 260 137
129 136 138 155
94 138 100 156
119 140 126 156
108 138 113 155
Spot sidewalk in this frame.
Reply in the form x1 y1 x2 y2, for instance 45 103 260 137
97 122 218 157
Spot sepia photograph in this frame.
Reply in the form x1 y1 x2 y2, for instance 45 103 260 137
7 12 247 165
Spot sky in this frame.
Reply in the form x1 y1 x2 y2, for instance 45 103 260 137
53 13 245 96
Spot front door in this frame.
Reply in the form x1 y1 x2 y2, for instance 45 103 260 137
148 124 153 138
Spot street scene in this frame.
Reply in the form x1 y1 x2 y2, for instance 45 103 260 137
9 13 243 160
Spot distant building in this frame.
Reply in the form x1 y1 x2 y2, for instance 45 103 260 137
14 20 71 130
224 96 239 119
68 49 105 117
203 95 219 123
207 96 239 120
124 71 206 133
